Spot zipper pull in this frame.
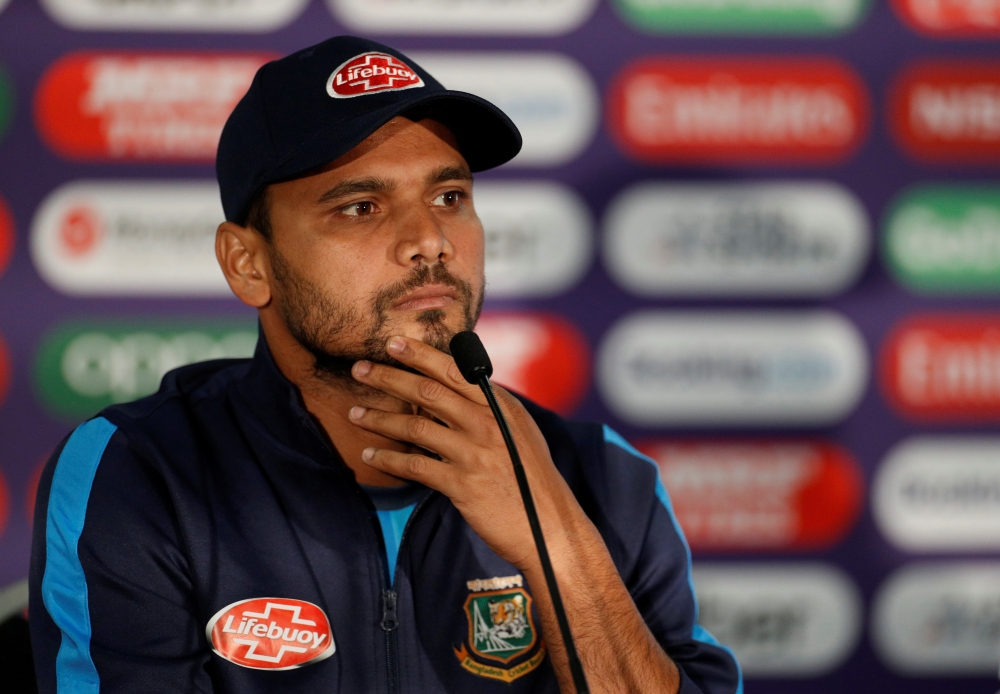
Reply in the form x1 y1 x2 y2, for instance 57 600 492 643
381 589 398 632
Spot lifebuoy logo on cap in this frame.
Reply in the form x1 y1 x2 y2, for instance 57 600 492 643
326 52 424 99
206 597 335 670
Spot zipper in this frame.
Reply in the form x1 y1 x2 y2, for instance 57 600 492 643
369 489 435 694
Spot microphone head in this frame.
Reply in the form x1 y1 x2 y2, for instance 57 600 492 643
449 331 493 384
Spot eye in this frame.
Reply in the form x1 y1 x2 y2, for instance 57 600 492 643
341 201 378 217
432 190 464 208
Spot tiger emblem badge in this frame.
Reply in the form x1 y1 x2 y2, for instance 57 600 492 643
455 575 547 683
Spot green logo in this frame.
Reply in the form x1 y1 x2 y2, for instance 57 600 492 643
35 321 257 420
455 586 545 683
884 185 1000 294
0 65 13 142
614 0 869 34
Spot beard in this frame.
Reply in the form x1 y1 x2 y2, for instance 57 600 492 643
269 249 483 384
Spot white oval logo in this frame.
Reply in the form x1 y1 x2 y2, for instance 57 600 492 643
598 311 868 426
872 562 1000 674
328 0 597 35
693 563 862 677
874 437 1000 551
41 0 308 31
410 52 598 167
31 180 229 297
603 181 870 297
476 181 592 297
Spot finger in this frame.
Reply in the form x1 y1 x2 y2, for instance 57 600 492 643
360 447 454 493
352 360 485 428
348 405 468 461
385 336 487 406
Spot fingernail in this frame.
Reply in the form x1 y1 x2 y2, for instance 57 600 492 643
349 406 366 420
387 337 405 354
353 360 371 378
362 447 376 462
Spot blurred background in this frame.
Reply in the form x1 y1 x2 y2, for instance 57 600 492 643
1 0 999 691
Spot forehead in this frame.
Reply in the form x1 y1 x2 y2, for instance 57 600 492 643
269 117 467 203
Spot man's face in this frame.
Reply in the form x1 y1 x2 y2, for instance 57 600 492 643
263 117 484 379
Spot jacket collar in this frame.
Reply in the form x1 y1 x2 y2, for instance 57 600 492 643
232 328 349 472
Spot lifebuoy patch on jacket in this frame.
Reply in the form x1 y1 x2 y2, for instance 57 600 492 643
206 597 335 670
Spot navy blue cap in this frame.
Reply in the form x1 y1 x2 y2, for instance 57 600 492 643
216 36 523 224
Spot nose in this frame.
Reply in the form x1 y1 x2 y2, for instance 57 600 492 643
393 203 453 267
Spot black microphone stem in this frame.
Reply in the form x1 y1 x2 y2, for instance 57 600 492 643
475 375 590 694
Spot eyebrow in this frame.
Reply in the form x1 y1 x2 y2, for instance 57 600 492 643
427 165 473 185
317 177 396 205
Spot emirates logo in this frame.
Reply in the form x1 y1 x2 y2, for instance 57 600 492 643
206 597 335 670
326 52 425 99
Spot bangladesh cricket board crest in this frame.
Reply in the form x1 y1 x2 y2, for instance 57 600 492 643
454 575 547 683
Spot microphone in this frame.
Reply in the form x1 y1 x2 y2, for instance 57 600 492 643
450 331 589 694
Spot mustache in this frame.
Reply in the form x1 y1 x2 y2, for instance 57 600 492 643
371 263 473 320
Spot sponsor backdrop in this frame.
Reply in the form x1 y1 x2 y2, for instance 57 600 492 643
0 0 998 691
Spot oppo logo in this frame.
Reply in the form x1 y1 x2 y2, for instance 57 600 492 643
328 0 597 35
890 0 1000 36
410 53 598 167
614 0 868 34
40 0 308 31
476 181 592 298
207 598 335 670
477 314 590 415
35 52 271 162
598 311 868 426
0 194 13 279
874 437 1000 551
884 185 1000 294
693 563 862 676
607 58 868 164
640 440 863 551
604 181 869 297
881 314 1000 420
32 181 229 296
890 61 1000 163
872 563 1000 674
35 322 257 420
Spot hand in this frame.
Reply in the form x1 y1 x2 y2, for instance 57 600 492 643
347 335 585 571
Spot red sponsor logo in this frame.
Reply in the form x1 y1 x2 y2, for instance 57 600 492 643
891 0 1000 36
476 313 590 415
35 52 272 162
607 58 868 164
207 598 335 670
882 314 1000 420
638 440 863 551
326 52 424 99
59 206 102 257
0 195 13 277
890 61 1000 163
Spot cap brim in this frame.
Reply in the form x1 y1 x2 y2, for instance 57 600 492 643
262 90 522 194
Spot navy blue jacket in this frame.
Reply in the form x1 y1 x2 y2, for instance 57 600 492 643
30 337 742 694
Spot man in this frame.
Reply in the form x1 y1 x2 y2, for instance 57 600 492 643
29 36 741 694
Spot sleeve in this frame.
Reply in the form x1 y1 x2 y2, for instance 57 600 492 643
601 426 743 694
29 417 214 694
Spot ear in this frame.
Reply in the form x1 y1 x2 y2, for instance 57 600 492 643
216 221 272 308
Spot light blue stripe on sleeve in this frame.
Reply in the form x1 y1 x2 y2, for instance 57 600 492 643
42 417 118 694
603 425 744 694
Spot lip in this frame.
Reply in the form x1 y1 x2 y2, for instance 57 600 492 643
391 284 458 312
